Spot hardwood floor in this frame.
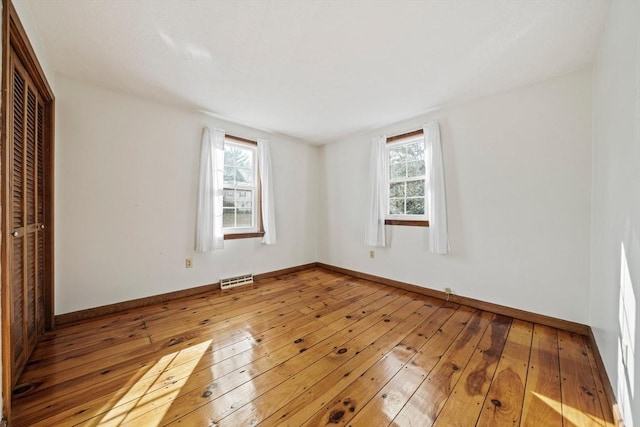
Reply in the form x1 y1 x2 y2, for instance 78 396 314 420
11 268 615 426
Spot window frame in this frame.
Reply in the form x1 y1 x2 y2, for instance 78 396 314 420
222 135 265 240
384 130 430 228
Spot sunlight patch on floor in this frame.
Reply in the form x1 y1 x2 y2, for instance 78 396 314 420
95 339 213 426
533 392 614 427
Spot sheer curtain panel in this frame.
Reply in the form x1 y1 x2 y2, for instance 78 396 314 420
258 139 277 244
424 121 450 254
365 135 388 247
195 127 225 252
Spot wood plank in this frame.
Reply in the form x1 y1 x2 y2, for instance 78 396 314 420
431 315 512 427
584 334 616 426
143 277 308 330
14 276 369 408
25 315 336 426
520 324 563 427
218 297 447 426
352 306 477 425
259 302 460 427
586 328 625 427
22 331 152 369
390 310 494 426
115 294 411 424
10 268 616 427
16 335 155 386
304 305 480 427
13 300 305 412
144 278 376 350
317 264 591 335
29 320 148 357
61 291 398 422
145 280 376 352
557 330 606 427
145 298 426 427
475 319 532 427
14 287 376 425
13 307 305 422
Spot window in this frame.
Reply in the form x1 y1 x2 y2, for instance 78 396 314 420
385 133 429 226
223 138 262 238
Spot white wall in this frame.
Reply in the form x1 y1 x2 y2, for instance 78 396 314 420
591 0 640 425
55 75 318 314
319 68 593 324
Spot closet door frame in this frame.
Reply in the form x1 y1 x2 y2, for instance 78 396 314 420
1 0 54 421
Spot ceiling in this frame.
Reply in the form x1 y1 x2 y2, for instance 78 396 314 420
26 0 610 143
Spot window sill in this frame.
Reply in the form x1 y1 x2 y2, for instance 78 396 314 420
385 219 429 227
224 231 265 240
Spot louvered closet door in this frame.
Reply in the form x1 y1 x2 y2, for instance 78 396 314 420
9 47 47 384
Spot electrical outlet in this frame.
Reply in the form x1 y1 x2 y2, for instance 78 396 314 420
369 250 375 259
185 258 193 268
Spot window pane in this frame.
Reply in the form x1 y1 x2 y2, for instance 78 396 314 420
407 160 425 177
224 148 234 165
406 142 425 161
223 189 235 207
237 209 252 227
236 190 253 209
237 189 251 200
406 180 425 197
386 139 427 220
389 199 404 215
224 166 235 184
390 163 406 179
223 208 235 227
225 146 250 167
389 182 405 198
406 198 425 215
389 146 406 164
235 148 252 168
236 167 253 184
223 141 258 231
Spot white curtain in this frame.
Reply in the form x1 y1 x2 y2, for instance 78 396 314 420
195 127 225 252
365 135 388 247
424 121 450 254
258 139 277 244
